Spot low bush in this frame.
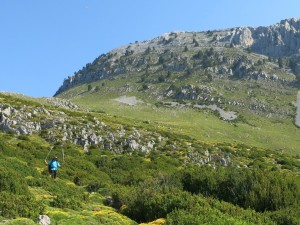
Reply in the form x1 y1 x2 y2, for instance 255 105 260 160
0 168 30 195
51 194 82 210
0 191 44 220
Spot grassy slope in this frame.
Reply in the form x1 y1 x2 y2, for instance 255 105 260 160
56 47 300 156
66 89 300 156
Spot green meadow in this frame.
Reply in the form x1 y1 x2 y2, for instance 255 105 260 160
69 91 300 156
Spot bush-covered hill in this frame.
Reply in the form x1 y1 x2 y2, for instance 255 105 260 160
0 93 299 224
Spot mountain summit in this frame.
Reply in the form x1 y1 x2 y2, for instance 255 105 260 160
55 18 300 95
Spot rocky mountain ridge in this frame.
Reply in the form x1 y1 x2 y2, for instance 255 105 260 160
222 18 300 56
55 18 300 95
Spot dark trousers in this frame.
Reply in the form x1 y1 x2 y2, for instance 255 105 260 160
50 170 57 179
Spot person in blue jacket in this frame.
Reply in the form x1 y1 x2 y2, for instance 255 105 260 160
46 156 61 179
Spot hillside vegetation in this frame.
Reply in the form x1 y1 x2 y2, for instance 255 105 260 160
0 93 300 224
2 18 300 224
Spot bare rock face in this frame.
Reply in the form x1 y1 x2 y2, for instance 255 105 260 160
251 18 300 57
226 27 254 47
224 18 300 57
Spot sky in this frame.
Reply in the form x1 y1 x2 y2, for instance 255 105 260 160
1 0 299 97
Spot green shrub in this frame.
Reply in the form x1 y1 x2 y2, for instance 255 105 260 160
166 202 275 225
86 181 107 193
111 177 192 223
4 218 36 225
18 135 30 141
267 205 300 225
0 191 44 220
0 157 40 178
0 168 30 195
181 166 300 212
51 194 82 210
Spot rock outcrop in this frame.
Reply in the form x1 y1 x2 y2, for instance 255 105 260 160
0 102 160 154
38 215 50 225
41 97 80 110
223 18 300 57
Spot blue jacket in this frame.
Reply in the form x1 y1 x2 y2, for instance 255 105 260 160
49 160 60 171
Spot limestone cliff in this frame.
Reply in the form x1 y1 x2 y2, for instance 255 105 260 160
223 18 300 57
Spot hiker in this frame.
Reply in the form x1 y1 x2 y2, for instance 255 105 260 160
45 156 61 179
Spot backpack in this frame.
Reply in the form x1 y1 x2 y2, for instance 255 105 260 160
48 160 53 174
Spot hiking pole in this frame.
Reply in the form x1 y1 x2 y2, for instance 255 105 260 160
44 147 53 164
62 148 65 163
